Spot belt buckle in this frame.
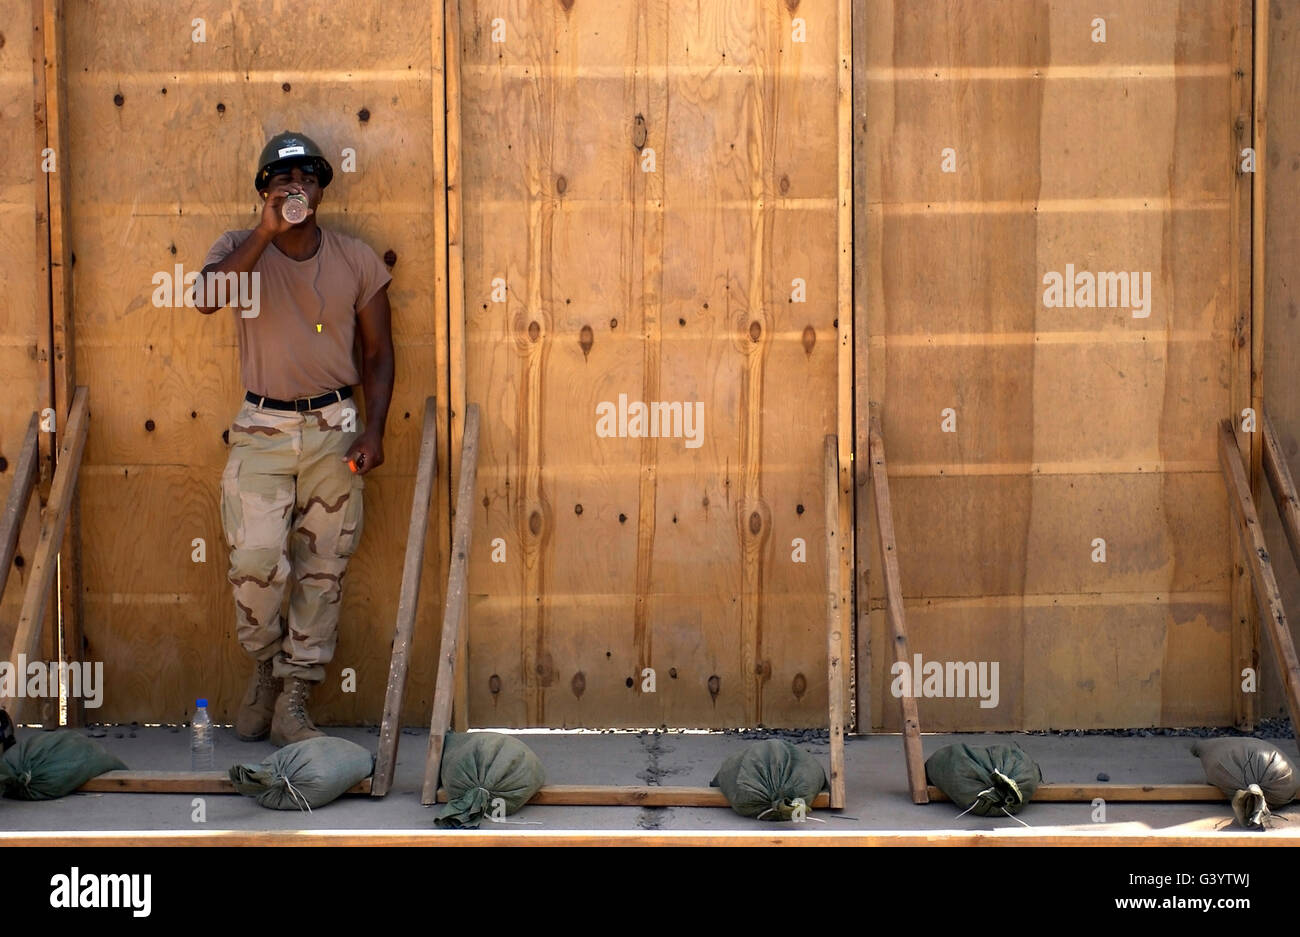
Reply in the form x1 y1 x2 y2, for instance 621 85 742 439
294 395 312 412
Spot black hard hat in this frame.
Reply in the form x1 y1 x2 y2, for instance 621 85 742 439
254 131 334 193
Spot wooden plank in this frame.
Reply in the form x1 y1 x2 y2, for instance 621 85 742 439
443 0 468 736
1230 0 1258 732
0 415 39 603
28 0 58 728
835 0 854 747
868 404 928 804
1219 419 1300 752
824 436 846 808
927 784 1226 804
1263 412 1300 570
5 386 87 703
1252 0 1268 495
434 785 832 808
421 402 479 805
850 0 871 737
372 397 439 798
80 771 371 796
1260 0 1300 724
1244 0 1267 728
42 0 81 727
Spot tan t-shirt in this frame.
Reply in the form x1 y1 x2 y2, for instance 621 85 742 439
202 227 392 399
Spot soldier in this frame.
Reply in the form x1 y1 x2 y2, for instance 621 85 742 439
196 131 394 746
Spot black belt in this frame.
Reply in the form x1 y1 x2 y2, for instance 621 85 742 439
245 386 353 412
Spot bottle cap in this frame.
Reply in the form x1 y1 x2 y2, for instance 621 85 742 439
196 698 208 708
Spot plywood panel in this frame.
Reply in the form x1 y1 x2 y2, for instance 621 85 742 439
866 0 1244 729
65 0 449 724
0 0 51 699
460 0 846 727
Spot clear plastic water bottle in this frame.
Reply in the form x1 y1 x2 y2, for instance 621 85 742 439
191 698 214 770
281 192 310 224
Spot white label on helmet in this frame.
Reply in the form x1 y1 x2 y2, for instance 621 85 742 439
277 145 306 158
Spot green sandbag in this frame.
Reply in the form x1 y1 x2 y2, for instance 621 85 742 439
1 731 127 800
710 739 829 821
436 731 545 829
230 737 374 811
1191 738 1297 829
925 743 1041 817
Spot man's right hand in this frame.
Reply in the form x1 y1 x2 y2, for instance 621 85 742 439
257 184 310 238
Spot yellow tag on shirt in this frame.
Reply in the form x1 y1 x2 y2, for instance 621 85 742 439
316 324 323 333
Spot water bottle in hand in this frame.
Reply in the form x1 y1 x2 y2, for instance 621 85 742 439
281 193 310 224
191 698 214 770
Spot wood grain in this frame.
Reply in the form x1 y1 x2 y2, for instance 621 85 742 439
421 403 478 804
372 397 438 798
863 0 1244 731
62 0 450 725
459 0 847 729
868 406 928 804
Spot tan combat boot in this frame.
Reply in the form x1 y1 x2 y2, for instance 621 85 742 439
270 676 326 747
235 658 280 742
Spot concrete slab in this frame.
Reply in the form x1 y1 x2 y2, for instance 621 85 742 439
1 727 1296 838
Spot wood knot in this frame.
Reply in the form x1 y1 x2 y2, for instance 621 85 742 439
779 174 790 194
357 107 371 122
383 250 397 267
632 114 648 149
749 511 762 535
579 324 594 359
748 320 762 343
556 174 567 195
571 671 586 698
707 674 721 701
114 92 125 107
528 510 543 536
488 674 502 695
528 320 541 342
792 673 807 700
802 325 816 355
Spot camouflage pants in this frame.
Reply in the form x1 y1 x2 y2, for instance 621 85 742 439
219 396 364 683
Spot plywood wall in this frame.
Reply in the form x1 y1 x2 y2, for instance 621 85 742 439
0 0 53 715
866 0 1246 731
61 0 449 725
1260 0 1300 720
458 0 849 728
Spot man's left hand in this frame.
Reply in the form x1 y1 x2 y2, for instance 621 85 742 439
345 429 385 475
